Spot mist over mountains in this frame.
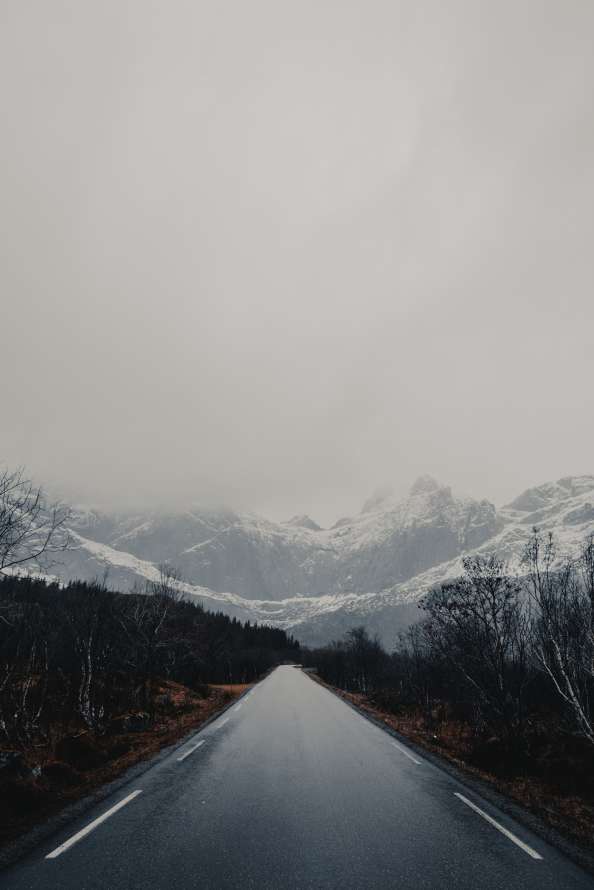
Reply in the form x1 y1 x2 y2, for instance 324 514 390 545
42 473 594 646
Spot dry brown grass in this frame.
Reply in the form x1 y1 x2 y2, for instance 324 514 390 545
0 680 244 847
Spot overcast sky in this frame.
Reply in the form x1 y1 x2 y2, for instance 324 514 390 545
1 1 593 526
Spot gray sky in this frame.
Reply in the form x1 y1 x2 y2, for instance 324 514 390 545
1 1 593 527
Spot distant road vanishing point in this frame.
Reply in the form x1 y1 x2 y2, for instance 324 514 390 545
1 666 593 889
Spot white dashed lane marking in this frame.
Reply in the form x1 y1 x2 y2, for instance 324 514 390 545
454 793 543 860
391 740 422 765
46 791 143 859
177 739 206 762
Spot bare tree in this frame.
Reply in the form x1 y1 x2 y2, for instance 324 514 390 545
344 626 384 693
0 467 70 574
148 563 184 602
123 587 172 715
522 530 594 744
397 623 438 728
422 555 531 741
57 584 118 730
579 534 594 671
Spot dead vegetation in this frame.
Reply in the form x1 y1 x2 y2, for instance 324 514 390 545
0 679 243 846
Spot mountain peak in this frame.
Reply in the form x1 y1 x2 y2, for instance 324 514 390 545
285 514 322 531
506 475 594 512
361 484 395 514
409 475 442 496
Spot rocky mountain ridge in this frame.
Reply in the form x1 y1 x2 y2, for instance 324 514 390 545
48 474 594 645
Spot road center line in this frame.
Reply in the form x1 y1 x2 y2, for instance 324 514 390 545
391 740 422 765
454 793 543 860
217 717 230 728
233 703 242 712
177 739 205 762
45 790 143 859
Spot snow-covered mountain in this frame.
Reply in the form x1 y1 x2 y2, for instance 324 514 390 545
48 474 594 646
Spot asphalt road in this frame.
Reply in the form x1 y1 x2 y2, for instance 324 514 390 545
1 665 593 889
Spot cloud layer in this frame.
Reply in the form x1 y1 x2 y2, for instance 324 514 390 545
1 1 593 524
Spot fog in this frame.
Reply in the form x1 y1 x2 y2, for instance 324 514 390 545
1 1 593 526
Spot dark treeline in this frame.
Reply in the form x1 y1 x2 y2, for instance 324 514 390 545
306 530 594 774
0 573 299 746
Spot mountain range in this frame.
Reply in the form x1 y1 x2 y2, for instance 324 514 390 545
41 473 594 646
